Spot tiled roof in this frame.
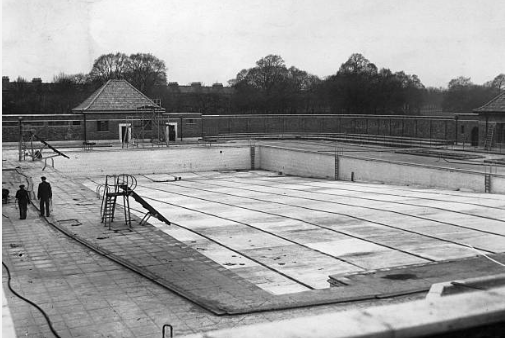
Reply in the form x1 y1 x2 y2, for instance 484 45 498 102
72 80 164 112
474 92 505 113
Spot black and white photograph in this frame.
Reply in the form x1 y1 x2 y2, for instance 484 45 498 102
2 1 505 337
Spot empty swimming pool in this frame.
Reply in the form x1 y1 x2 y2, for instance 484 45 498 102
80 169 505 295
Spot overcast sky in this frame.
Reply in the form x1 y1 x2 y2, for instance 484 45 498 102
2 0 504 88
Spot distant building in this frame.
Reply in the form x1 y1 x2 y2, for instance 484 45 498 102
70 79 206 143
474 91 505 149
72 79 166 143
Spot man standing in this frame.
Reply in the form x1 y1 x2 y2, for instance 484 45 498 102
15 185 30 219
38 176 52 217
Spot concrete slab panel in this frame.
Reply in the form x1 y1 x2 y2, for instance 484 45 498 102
209 232 293 249
282 229 350 244
341 250 428 270
306 239 389 257
249 219 316 232
446 235 505 253
407 244 478 261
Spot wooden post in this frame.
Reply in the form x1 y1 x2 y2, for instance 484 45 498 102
180 117 183 141
83 112 87 143
454 116 459 145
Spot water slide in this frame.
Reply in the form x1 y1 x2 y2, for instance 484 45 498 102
121 187 171 226
32 134 69 158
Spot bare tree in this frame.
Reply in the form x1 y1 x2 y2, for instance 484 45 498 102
229 55 323 113
443 76 496 113
90 52 130 84
126 53 167 94
89 52 167 94
490 73 505 93
338 53 378 75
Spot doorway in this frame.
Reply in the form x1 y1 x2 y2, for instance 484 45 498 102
471 126 479 146
119 123 132 144
166 122 177 142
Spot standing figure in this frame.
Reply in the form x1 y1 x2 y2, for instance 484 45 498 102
37 176 52 217
15 185 30 219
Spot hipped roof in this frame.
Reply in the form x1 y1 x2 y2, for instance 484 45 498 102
72 79 164 112
474 92 505 113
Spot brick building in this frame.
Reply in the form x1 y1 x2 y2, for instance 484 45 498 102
71 79 167 144
474 92 505 149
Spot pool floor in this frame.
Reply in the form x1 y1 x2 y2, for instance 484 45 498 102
81 170 505 295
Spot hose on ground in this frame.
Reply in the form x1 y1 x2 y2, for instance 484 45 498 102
2 261 62 338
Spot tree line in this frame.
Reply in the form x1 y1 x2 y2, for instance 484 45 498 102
2 52 504 115
228 53 503 114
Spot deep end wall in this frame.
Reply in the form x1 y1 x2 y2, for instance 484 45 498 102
52 146 252 177
258 145 335 179
256 145 505 194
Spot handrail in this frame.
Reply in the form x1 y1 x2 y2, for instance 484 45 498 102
162 324 173 338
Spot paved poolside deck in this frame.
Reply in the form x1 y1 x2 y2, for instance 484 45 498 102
5 163 407 337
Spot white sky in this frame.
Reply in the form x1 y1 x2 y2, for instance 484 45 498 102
2 0 505 88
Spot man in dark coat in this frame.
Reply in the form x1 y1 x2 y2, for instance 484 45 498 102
15 185 30 219
37 176 52 217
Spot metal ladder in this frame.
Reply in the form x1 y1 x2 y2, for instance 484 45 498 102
484 123 496 150
100 175 136 230
485 174 491 193
250 144 256 169
101 186 118 228
334 147 343 180
484 164 496 193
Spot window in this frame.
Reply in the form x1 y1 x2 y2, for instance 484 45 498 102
48 121 67 126
461 125 465 134
72 121 81 126
186 118 195 125
97 121 109 132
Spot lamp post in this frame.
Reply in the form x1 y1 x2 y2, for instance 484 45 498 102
18 117 23 161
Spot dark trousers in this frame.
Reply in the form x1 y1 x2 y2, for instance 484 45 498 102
18 201 28 219
40 198 50 216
